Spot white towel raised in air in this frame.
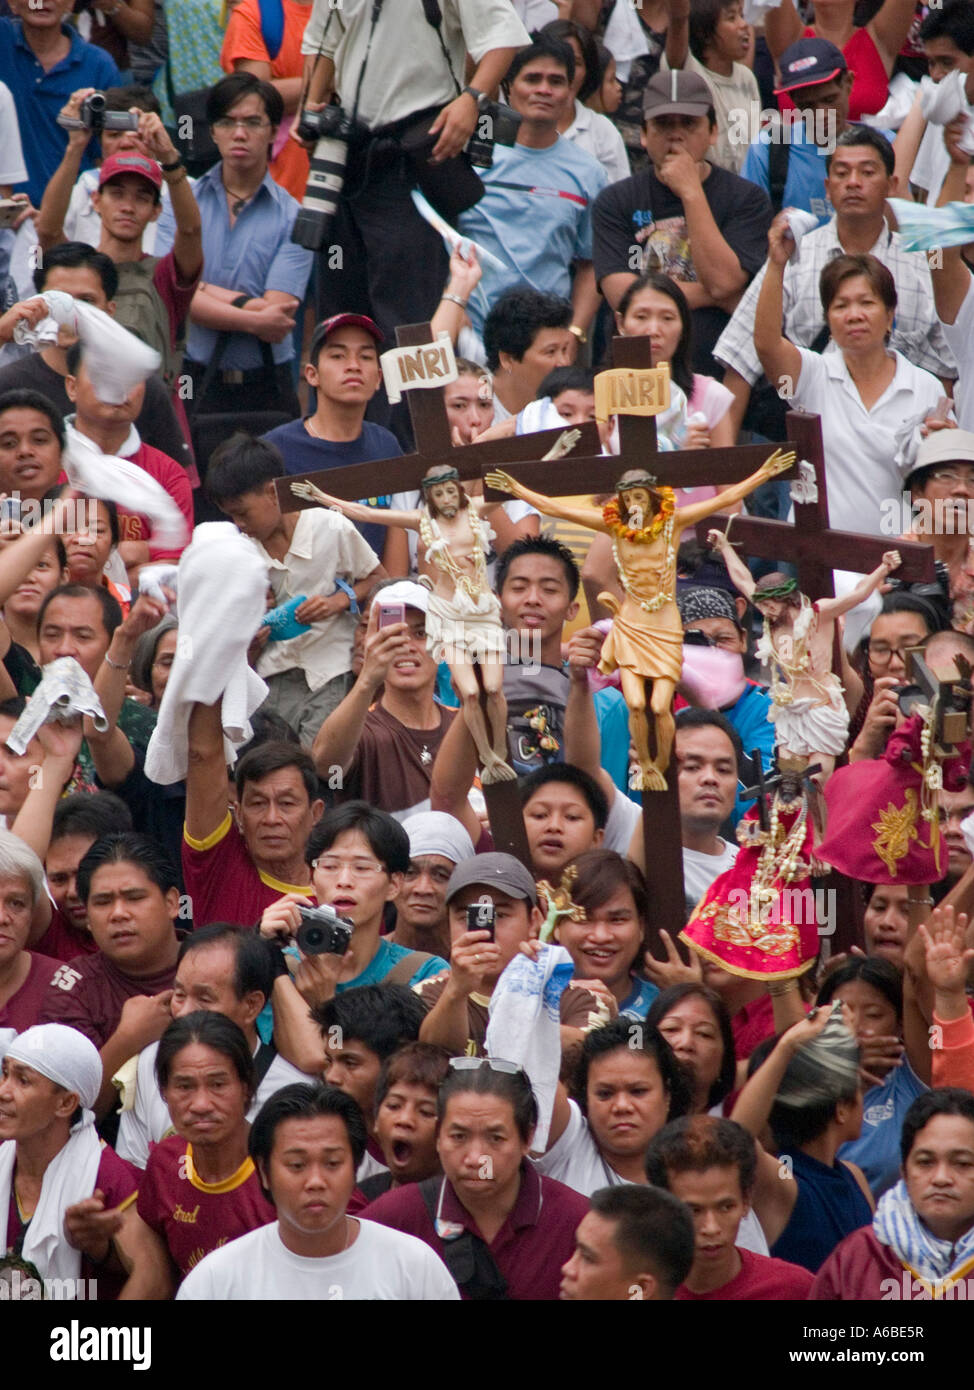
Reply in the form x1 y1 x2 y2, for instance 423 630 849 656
64 423 189 555
145 522 269 785
485 944 576 1151
13 292 161 404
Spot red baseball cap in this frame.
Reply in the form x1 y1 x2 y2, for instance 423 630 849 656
98 153 163 192
309 313 384 358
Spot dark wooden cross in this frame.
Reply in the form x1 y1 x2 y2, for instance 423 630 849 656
478 335 936 947
739 752 821 832
687 410 936 953
275 322 608 866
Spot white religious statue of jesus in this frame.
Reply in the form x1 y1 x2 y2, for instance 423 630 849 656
709 530 902 781
292 464 517 783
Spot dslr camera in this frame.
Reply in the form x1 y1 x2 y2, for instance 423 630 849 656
290 104 357 250
294 902 354 957
465 100 521 168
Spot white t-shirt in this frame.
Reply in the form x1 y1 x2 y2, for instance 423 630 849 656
941 275 974 434
683 839 737 908
176 1218 460 1300
533 1101 769 1253
563 100 631 185
0 82 27 187
604 787 641 855
789 345 945 535
116 1040 315 1169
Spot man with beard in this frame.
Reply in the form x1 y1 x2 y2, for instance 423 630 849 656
709 532 902 781
295 463 515 784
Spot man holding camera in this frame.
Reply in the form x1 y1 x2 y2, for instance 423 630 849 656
457 36 607 343
0 0 121 206
296 0 529 435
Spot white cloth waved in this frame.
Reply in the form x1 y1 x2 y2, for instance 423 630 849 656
783 207 820 262
13 293 160 403
64 422 188 553
145 522 269 784
7 656 108 754
485 944 576 1151
0 1119 102 1287
862 72 917 132
918 69 974 154
138 563 179 607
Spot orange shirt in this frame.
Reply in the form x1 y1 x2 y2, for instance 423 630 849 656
220 0 311 200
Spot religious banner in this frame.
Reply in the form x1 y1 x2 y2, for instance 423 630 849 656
593 363 670 423
381 331 458 404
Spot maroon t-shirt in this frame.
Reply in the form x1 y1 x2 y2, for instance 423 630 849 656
676 1247 814 1300
362 1163 589 1301
0 952 60 1032
183 813 315 931
4 1143 137 1299
810 1226 920 1301
137 1135 275 1278
38 950 178 1047
34 903 98 964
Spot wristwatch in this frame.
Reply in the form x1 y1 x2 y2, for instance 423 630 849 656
462 85 489 114
569 324 588 346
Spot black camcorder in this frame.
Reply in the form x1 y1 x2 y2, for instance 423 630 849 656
57 93 140 134
294 903 354 957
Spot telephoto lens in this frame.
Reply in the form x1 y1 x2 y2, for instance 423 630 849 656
291 106 354 250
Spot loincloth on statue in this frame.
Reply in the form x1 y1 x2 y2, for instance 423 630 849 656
426 587 506 665
598 605 684 685
769 686 848 757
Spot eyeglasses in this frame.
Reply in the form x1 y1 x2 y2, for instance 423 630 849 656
927 467 974 486
867 639 929 665
448 1057 524 1076
311 857 386 877
212 117 270 132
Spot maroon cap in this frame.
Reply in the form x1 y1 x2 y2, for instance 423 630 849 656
309 313 384 358
98 153 163 191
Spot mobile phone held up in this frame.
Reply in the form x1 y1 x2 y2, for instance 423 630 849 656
378 601 406 629
466 898 496 940
295 903 354 956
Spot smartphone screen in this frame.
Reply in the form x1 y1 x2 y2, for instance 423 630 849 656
466 898 495 940
378 602 406 629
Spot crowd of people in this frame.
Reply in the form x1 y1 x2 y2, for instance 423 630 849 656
4 0 974 1309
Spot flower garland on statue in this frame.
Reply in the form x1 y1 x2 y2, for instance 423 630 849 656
602 488 675 543
603 490 678 616
418 506 493 603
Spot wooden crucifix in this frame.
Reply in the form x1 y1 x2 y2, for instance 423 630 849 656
480 334 824 940
274 322 609 868
693 412 936 953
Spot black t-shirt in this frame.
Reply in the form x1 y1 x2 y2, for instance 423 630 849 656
592 162 773 374
0 351 192 472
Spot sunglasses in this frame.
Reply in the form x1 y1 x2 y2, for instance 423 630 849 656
448 1057 524 1076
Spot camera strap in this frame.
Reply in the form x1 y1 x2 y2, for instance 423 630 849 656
418 0 463 99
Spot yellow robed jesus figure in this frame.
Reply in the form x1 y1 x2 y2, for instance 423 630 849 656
487 447 794 791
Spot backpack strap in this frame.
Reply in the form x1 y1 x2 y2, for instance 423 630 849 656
257 0 285 63
253 1040 278 1088
383 949 436 986
768 132 790 215
417 1177 508 1300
